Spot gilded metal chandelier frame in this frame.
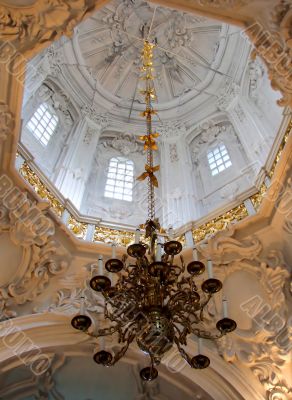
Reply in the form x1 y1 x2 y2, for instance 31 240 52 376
71 41 237 381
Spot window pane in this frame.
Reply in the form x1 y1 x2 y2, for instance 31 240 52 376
207 144 232 176
104 157 134 201
25 103 58 147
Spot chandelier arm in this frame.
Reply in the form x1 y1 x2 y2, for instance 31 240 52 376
180 256 185 273
120 321 138 342
168 264 182 277
174 337 193 367
172 322 189 346
172 315 192 333
199 294 213 321
109 333 136 366
85 324 123 339
190 328 224 340
184 309 201 324
167 291 188 306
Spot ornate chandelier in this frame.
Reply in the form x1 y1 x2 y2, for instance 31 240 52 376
71 41 236 381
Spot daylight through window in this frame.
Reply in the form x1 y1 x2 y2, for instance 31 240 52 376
207 144 232 176
26 103 58 146
104 157 134 201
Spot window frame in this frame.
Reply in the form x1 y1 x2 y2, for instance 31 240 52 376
104 156 134 202
26 103 58 147
207 143 232 176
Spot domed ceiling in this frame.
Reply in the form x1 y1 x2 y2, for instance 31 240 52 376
76 0 223 107
19 0 284 231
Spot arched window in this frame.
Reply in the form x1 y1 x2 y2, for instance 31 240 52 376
207 143 232 176
26 103 58 146
104 157 134 201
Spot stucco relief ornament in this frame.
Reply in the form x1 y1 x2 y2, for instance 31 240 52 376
198 226 262 264
157 121 187 139
0 1 101 54
191 120 228 161
267 386 292 400
81 104 109 130
248 58 265 99
169 143 179 163
216 82 240 111
0 103 15 141
108 134 144 156
0 236 70 317
207 231 290 396
271 1 292 49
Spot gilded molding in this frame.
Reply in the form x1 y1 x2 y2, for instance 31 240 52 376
18 117 291 247
68 216 87 239
94 225 135 247
192 203 248 243
19 162 65 217
250 183 267 211
269 119 292 179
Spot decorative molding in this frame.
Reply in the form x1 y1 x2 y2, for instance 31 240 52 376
199 229 291 398
216 82 240 111
192 203 248 243
16 117 292 247
248 58 265 99
81 105 109 130
98 133 144 156
0 184 70 317
271 1 292 49
169 143 179 163
19 161 65 217
191 120 232 161
158 121 187 139
83 126 96 145
77 0 222 103
245 17 292 108
0 102 15 141
0 1 104 55
233 103 246 122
